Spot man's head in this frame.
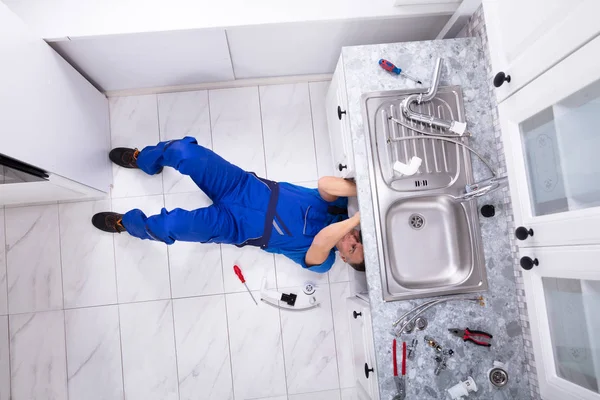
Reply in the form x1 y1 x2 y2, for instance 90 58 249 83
336 229 365 272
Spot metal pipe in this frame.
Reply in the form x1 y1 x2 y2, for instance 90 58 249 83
395 297 482 337
389 116 468 138
419 57 443 103
400 58 467 135
388 134 497 179
392 299 438 327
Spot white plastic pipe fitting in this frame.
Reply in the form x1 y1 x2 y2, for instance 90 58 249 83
447 376 477 400
393 156 422 176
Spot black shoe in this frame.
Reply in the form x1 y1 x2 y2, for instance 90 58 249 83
92 212 127 233
109 147 163 174
109 147 140 169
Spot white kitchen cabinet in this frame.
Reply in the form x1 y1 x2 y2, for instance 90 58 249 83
50 28 234 92
519 245 600 400
0 3 111 205
347 296 380 400
326 57 355 178
492 7 600 399
1 174 105 206
500 34 600 248
483 0 600 102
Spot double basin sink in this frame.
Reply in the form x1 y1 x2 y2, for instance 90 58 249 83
362 86 487 301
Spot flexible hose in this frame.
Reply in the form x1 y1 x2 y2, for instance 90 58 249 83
387 118 497 178
394 296 483 337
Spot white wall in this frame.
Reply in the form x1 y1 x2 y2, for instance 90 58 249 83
1 0 459 39
48 14 450 91
227 16 450 79
0 3 110 191
51 29 234 91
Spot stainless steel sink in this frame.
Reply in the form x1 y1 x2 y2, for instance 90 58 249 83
362 86 487 301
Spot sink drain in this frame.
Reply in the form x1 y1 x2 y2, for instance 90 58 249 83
409 214 425 230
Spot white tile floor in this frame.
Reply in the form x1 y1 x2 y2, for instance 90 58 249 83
0 82 363 400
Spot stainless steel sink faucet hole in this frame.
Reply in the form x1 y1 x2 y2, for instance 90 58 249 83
408 214 425 230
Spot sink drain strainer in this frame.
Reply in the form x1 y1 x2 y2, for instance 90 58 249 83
409 214 425 230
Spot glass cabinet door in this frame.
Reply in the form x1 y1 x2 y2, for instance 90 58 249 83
521 79 600 217
499 35 600 247
543 277 600 393
522 245 600 400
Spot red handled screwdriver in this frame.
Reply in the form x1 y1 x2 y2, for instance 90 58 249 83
234 265 258 306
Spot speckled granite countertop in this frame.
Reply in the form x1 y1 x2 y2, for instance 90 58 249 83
342 38 530 400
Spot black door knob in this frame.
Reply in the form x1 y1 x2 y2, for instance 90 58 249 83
364 363 374 379
337 105 347 120
338 163 347 172
494 72 511 88
520 256 539 270
515 226 534 241
353 311 362 319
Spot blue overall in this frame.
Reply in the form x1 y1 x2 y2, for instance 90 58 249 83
121 137 348 273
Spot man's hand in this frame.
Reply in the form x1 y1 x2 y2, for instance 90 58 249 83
305 212 360 267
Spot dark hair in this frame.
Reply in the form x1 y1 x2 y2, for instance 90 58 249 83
349 231 365 272
349 261 366 272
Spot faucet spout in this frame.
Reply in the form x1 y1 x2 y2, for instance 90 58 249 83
419 57 443 103
459 176 508 201
400 58 467 135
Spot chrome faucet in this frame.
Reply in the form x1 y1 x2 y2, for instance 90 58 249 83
400 58 467 136
458 175 509 201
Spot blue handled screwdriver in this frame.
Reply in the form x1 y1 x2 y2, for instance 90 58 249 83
379 59 422 84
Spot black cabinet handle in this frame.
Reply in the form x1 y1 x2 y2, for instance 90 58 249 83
364 363 374 379
515 227 534 241
353 311 362 319
338 163 347 172
520 256 539 271
493 72 511 88
337 105 347 120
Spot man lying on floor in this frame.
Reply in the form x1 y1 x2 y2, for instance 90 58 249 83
92 137 365 273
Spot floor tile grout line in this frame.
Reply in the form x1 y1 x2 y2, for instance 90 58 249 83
56 203 70 400
156 94 180 400
221 284 237 400
0 280 357 317
109 194 127 399
155 94 175 304
256 84 284 290
307 83 334 286
328 282 344 390
277 305 290 399
206 90 215 151
256 85 270 182
1 207 9 397
306 82 322 179
115 301 127 399
2 208 8 317
169 299 181 400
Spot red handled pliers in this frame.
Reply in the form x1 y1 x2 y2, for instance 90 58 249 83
448 328 493 347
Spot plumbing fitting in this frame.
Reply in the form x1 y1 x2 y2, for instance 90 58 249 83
406 338 418 360
433 351 454 376
424 335 443 352
447 376 478 400
434 359 447 376
403 320 416 334
415 317 428 331
424 336 454 376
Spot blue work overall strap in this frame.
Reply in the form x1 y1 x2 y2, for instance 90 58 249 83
236 175 280 249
